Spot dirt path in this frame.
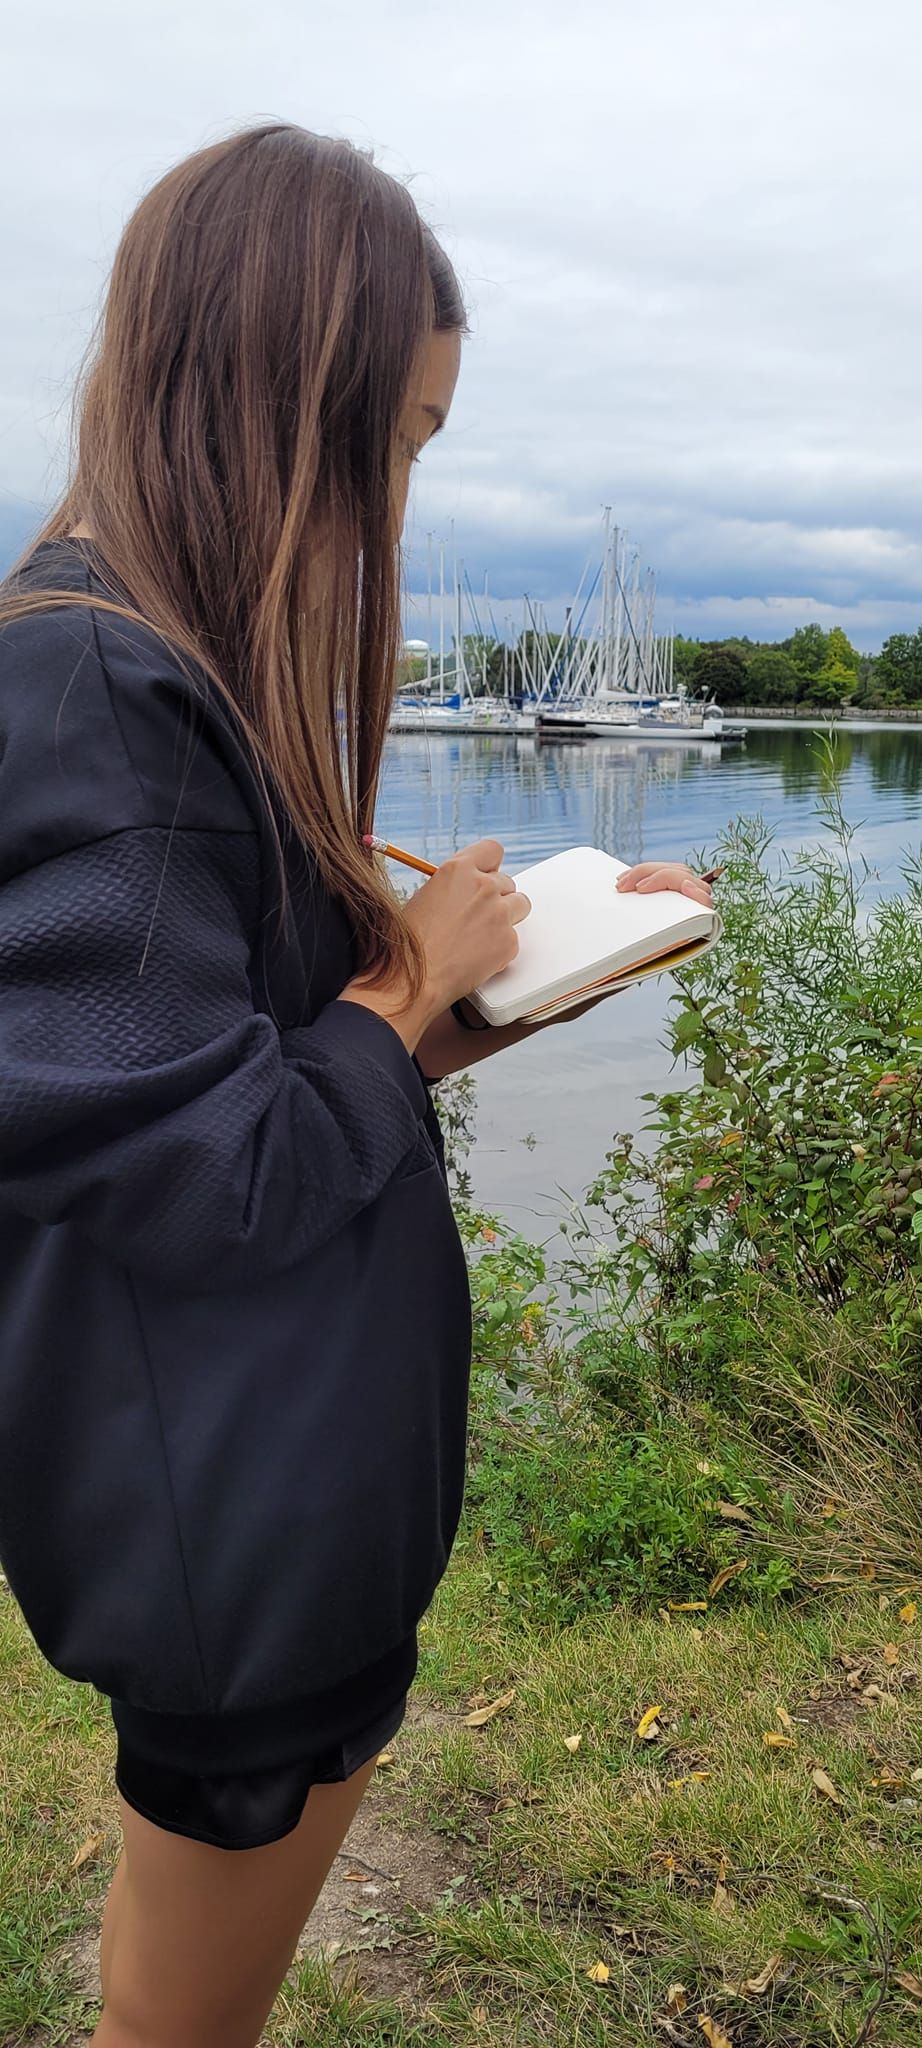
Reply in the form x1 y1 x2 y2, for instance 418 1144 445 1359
46 1781 471 2042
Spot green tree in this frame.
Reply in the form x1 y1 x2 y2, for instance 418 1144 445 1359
853 653 880 706
462 635 507 694
803 659 857 707
671 636 702 687
783 623 829 685
874 628 922 704
825 625 860 675
691 645 748 706
742 649 800 705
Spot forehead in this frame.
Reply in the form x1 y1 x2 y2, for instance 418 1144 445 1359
413 327 461 421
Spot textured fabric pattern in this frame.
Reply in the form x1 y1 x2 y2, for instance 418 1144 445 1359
0 826 424 1288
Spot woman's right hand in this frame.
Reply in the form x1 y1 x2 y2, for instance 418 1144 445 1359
341 840 531 1050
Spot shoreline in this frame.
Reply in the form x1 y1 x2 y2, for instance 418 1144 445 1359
733 705 922 731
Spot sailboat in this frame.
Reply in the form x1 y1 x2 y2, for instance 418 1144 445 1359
393 515 746 745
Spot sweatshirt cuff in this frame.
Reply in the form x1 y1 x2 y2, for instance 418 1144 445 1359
289 1000 429 1120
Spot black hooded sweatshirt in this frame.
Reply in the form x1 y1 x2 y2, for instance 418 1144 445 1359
0 540 471 1725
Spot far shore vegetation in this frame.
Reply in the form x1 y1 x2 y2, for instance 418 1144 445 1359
403 622 922 711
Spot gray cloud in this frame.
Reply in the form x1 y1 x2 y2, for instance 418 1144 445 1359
2 0 921 649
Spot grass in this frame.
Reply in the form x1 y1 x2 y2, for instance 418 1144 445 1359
6 799 922 2043
0 1589 115 2044
4 1553 922 2047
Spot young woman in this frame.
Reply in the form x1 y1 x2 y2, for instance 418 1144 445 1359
0 124 712 2048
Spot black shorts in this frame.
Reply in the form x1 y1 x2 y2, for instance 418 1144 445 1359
110 1636 417 1852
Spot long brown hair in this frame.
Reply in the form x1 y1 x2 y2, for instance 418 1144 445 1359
0 124 465 981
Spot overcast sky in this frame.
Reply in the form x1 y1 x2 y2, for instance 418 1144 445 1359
2 0 921 649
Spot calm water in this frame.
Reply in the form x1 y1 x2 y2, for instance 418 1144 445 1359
378 726 922 1224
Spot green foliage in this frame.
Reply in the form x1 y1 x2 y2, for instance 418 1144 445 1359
455 757 922 1619
671 633 702 686
783 621 830 678
874 626 922 705
827 625 861 674
741 647 800 704
690 644 748 706
461 635 506 694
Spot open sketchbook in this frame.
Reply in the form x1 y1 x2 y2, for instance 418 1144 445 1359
470 846 721 1029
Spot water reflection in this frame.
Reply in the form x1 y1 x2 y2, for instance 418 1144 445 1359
378 727 922 1217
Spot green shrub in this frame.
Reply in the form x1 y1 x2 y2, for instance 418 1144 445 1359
438 755 922 1612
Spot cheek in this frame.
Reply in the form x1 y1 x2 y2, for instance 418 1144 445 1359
390 467 412 539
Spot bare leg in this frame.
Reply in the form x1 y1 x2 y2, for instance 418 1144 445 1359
91 1757 377 2048
97 1851 127 2004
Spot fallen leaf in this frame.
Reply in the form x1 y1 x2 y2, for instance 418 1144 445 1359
668 1600 709 1613
911 1767 922 1783
869 1770 909 1791
698 2016 734 2047
563 1733 582 1753
879 1592 891 1613
473 2006 488 2024
763 1731 795 1749
658 1607 673 1624
376 1751 395 1768
712 1859 734 1917
895 1971 922 2000
668 1771 712 1789
811 1767 844 1805
742 1954 784 1996
71 1833 103 1873
776 1706 795 1733
820 1499 839 1520
900 1601 918 1627
716 1502 751 1524
884 1643 900 1666
709 1560 749 1599
666 1983 688 2015
587 1959 610 1984
860 1560 877 1582
463 1687 516 1729
635 1703 665 1741
862 1683 895 1705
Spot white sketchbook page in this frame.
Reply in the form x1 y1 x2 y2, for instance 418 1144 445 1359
473 846 715 1026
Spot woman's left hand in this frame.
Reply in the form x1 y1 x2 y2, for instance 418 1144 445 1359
617 861 713 907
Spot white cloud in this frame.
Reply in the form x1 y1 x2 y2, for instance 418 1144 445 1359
2 0 922 645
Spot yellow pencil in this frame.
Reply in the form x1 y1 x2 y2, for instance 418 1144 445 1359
363 835 724 888
362 833 438 877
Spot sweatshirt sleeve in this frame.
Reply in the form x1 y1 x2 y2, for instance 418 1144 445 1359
0 823 428 1290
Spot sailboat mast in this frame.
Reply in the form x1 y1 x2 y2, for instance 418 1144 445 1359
455 559 465 701
426 531 433 691
438 541 446 704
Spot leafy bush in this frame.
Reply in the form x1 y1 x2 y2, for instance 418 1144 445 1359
437 758 922 1613
568 758 922 1359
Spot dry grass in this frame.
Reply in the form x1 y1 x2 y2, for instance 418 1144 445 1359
4 1559 922 2046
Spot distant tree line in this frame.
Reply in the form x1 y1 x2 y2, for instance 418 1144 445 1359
677 624 922 709
400 625 922 708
